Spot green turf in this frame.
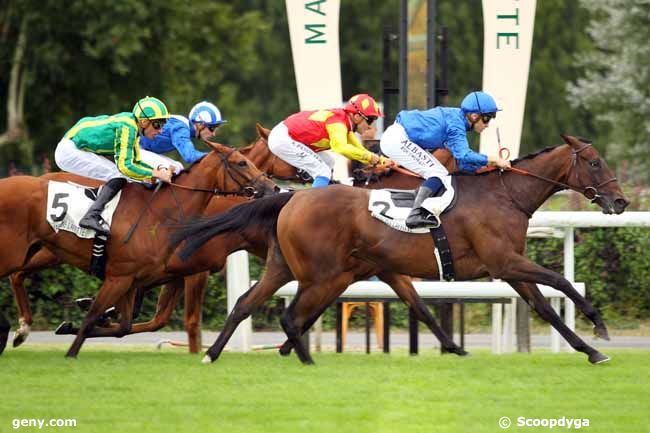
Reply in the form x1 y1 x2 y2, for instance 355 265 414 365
0 345 648 433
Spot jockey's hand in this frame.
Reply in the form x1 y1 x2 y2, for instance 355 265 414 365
378 156 397 169
153 167 172 183
488 156 511 170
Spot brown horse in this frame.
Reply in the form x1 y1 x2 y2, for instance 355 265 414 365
9 125 453 353
0 143 278 357
175 135 630 365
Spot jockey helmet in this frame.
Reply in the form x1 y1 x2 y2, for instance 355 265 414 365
460 91 501 115
344 94 383 119
132 96 170 120
189 101 227 126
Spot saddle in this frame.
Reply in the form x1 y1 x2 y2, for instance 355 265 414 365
367 185 457 281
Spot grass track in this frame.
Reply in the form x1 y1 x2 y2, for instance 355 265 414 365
1 345 648 433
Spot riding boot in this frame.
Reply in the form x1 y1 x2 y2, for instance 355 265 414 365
405 185 440 229
79 178 126 236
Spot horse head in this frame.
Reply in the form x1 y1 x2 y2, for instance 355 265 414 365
560 134 629 214
203 140 280 198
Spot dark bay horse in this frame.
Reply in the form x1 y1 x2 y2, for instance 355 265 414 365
176 135 629 365
5 127 458 354
0 142 278 357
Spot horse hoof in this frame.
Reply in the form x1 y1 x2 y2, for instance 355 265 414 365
13 332 26 348
55 321 74 335
75 297 94 311
589 352 610 364
456 349 470 357
201 355 213 364
593 326 610 341
278 344 293 356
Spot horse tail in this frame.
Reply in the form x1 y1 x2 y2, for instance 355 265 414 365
173 192 295 260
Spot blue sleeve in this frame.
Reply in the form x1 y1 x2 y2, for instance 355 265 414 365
445 117 488 172
169 122 207 164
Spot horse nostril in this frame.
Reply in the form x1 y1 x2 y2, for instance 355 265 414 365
615 198 630 210
274 185 281 193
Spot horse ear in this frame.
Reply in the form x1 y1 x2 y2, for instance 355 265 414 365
560 134 577 146
256 122 270 140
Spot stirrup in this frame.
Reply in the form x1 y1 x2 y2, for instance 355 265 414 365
79 214 110 235
405 208 440 229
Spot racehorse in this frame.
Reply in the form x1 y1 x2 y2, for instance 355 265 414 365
175 135 630 365
8 125 454 353
0 142 278 357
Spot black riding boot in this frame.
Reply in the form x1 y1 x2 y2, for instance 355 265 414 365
405 185 439 229
79 178 127 236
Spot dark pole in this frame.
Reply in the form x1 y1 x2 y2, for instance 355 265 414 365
382 27 398 125
426 0 437 108
399 0 408 110
437 26 449 106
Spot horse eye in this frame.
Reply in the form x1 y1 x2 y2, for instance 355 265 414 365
589 160 601 168
237 160 248 167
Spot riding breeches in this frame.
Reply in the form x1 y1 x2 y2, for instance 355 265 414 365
380 123 454 215
268 122 334 180
55 138 184 182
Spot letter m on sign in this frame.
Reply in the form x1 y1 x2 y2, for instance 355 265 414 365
305 24 326 44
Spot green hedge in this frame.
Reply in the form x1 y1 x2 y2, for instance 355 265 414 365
1 227 649 331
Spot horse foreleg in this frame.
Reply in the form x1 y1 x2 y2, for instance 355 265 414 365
128 280 184 334
10 272 32 347
184 272 209 354
506 280 608 364
497 254 610 340
203 246 293 364
378 271 467 356
65 276 134 358
0 311 10 355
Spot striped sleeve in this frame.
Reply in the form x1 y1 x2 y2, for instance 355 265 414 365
114 124 154 180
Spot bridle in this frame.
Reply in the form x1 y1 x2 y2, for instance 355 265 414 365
168 147 270 198
498 143 617 217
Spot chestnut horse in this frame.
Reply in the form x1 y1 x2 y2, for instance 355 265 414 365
0 143 278 357
9 125 454 353
176 135 629 365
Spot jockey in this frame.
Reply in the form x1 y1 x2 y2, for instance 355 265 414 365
54 96 173 236
268 93 396 187
380 91 511 229
139 100 227 167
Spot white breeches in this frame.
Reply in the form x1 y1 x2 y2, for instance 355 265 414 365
267 122 334 180
380 123 454 215
54 138 184 182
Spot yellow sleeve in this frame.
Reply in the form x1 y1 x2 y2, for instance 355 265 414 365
114 126 154 181
325 123 373 164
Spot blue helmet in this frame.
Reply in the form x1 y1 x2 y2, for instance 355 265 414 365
460 91 501 114
189 101 227 126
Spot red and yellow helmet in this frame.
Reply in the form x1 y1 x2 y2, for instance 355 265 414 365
344 94 383 118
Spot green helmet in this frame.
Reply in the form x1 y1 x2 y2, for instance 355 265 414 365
132 96 170 120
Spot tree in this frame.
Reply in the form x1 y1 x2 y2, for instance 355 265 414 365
567 0 650 182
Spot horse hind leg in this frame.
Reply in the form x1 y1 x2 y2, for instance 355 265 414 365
203 250 294 364
184 272 209 354
10 272 33 347
0 311 10 355
378 271 468 356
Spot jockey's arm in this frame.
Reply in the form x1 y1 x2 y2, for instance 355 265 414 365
114 125 155 181
325 123 375 164
445 124 489 172
169 121 207 164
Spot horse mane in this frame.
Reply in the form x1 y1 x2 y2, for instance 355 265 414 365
452 144 562 177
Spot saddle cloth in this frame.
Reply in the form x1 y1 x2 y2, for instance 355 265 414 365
46 181 121 239
368 187 456 234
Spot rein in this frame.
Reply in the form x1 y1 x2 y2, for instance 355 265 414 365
495 143 617 216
